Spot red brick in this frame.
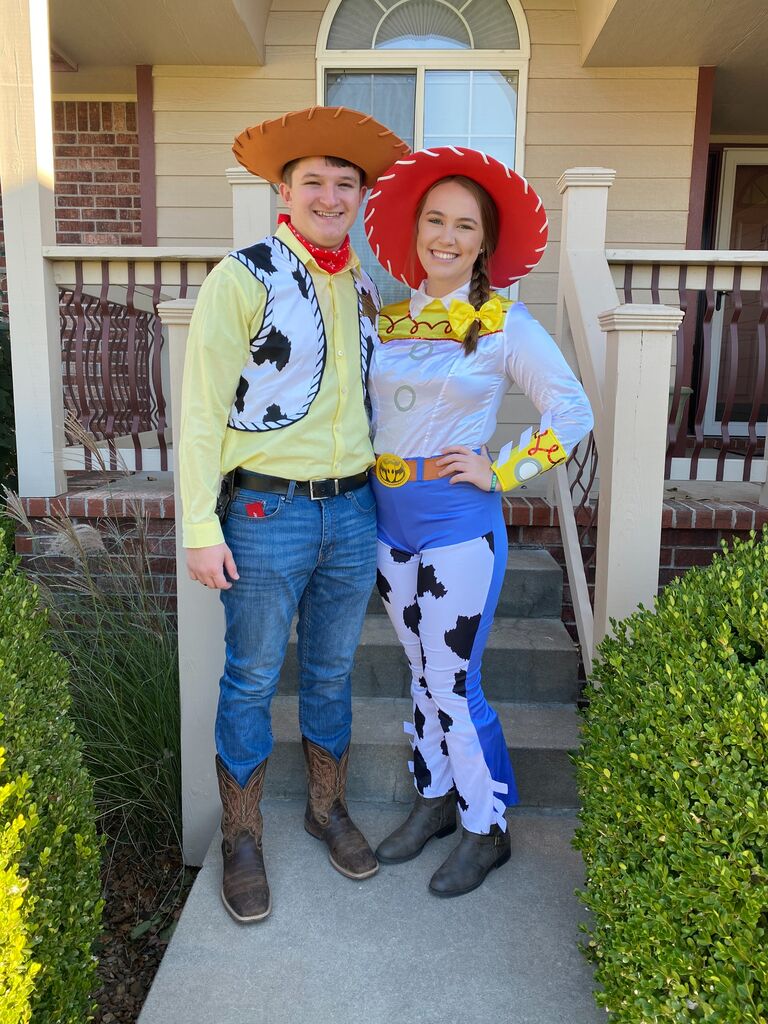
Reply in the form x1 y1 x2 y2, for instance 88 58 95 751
53 103 65 130
115 132 138 145
86 497 106 517
88 101 101 131
77 105 89 132
94 171 134 183
56 170 94 183
126 105 137 132
14 534 34 554
57 232 84 244
57 195 95 208
733 505 755 530
661 527 718 546
116 183 141 196
25 497 48 517
101 104 113 131
714 506 736 528
65 495 88 516
674 547 718 568
56 144 95 158
659 546 674 567
48 497 68 516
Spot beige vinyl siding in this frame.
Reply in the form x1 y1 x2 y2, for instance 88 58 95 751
153 0 697 456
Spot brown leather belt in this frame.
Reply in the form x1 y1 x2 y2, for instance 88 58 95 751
234 467 369 499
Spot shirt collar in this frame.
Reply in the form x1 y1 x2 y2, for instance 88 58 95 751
409 279 471 319
275 221 359 275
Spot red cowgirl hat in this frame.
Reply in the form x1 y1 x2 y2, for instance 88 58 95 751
364 146 548 288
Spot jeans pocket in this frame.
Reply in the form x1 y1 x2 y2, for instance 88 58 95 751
346 482 376 515
228 488 285 521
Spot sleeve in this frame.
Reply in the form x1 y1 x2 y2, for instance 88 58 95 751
178 258 266 547
490 302 594 492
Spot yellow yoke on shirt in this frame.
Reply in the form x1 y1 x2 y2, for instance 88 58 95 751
179 222 374 549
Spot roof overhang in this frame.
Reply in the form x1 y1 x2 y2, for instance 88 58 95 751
575 0 768 134
50 0 271 69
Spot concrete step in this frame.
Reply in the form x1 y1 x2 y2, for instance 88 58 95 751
282 615 581 703
138 801 602 1024
367 545 563 618
264 695 580 808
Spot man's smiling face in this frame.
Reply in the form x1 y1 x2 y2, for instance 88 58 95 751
279 158 365 251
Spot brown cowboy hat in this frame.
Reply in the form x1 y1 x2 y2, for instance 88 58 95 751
233 106 411 187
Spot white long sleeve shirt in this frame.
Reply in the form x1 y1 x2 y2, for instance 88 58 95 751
370 282 593 458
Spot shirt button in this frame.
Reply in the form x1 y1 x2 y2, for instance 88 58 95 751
337 349 343 356
341 386 347 394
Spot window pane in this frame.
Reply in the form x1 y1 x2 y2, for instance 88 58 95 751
325 71 417 304
375 0 470 49
425 71 517 168
326 0 521 51
326 71 416 150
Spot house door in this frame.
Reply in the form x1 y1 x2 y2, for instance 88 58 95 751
704 148 768 438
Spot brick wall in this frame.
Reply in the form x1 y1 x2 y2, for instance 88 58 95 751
53 101 142 245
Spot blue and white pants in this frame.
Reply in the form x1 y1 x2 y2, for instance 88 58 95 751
372 470 518 834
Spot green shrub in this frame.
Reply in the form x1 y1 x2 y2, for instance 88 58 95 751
0 752 41 1024
574 529 768 1022
0 534 103 1023
14 505 182 856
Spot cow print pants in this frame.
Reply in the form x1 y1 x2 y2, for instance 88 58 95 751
376 527 518 834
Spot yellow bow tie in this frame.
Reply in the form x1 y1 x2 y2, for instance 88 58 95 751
448 296 503 339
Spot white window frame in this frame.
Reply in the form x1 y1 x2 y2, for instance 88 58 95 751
315 0 531 176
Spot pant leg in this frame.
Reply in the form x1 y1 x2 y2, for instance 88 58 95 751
216 487 320 786
376 540 454 798
295 484 378 759
417 523 518 833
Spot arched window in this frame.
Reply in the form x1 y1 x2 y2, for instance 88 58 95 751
317 0 530 299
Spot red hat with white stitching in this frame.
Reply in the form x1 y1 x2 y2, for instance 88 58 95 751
364 146 548 288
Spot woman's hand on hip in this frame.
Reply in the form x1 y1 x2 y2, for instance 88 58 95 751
436 446 494 491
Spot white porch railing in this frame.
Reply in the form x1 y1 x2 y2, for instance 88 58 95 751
555 168 768 670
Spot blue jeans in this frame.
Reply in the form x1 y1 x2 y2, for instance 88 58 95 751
216 482 377 786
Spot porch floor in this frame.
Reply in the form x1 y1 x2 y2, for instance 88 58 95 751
137 800 603 1024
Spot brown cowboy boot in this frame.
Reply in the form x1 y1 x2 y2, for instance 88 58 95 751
375 790 457 864
302 737 378 880
216 755 271 923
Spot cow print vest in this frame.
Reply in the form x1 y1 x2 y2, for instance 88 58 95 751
227 236 379 432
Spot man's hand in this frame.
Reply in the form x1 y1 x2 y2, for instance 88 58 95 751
186 543 239 590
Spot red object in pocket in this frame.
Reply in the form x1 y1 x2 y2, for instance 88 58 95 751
245 500 266 518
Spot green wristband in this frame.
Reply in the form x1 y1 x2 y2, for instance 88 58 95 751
489 470 498 493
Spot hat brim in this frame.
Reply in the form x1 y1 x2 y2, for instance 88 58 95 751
233 106 411 187
364 147 548 288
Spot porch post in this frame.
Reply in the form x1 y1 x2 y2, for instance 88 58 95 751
593 304 684 643
225 167 277 249
160 297 224 866
0 0 66 496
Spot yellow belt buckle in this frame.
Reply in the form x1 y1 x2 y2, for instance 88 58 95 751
375 453 411 488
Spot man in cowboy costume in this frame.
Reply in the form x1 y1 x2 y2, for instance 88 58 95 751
179 107 410 923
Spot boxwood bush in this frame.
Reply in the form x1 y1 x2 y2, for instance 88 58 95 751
574 530 768 1022
0 532 103 1023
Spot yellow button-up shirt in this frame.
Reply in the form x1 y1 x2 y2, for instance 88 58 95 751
179 223 375 548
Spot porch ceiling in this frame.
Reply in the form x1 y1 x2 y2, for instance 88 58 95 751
49 0 271 68
580 0 768 134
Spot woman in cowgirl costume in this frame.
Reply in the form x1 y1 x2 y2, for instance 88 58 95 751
365 148 593 897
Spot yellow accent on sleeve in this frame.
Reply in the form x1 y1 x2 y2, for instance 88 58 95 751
490 428 568 492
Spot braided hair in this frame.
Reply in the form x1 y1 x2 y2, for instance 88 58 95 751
463 250 492 355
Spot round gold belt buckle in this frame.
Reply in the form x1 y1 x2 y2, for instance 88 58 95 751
375 453 411 488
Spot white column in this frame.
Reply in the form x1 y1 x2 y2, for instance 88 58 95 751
225 167 276 248
0 0 66 496
593 304 684 644
159 298 224 866
555 167 618 439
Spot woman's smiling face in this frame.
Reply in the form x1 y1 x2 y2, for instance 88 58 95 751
415 180 484 296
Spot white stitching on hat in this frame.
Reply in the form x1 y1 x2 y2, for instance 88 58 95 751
448 146 463 156
376 244 381 259
539 219 548 233
366 225 374 240
378 173 396 181
369 190 381 200
364 208 376 222
400 274 409 284
422 150 440 157
398 159 417 165
480 153 490 164
534 244 546 252
386 260 392 273
534 198 542 212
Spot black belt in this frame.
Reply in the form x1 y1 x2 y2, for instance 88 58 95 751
233 467 369 500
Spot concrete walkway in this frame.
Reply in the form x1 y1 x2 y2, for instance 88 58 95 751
139 801 603 1024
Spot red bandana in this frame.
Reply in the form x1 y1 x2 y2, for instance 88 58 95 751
278 214 351 275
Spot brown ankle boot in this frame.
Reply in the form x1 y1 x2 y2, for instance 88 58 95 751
216 756 271 923
302 737 378 880
375 791 457 864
